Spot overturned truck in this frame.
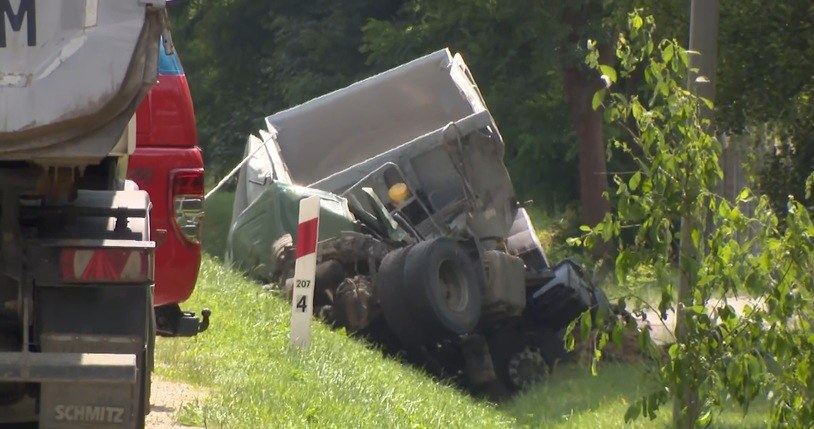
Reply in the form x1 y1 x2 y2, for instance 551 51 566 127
228 49 609 393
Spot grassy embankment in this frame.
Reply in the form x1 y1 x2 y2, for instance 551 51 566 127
154 192 764 428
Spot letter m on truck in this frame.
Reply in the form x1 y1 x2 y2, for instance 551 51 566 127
0 0 35 48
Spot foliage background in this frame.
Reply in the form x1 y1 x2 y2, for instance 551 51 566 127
169 0 814 218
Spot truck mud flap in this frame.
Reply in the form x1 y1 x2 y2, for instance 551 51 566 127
0 352 138 428
35 286 150 428
40 380 140 428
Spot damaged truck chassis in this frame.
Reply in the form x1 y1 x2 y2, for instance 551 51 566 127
228 48 611 395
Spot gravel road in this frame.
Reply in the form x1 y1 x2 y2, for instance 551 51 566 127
146 377 206 429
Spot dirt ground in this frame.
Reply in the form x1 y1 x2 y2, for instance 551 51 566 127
146 377 206 429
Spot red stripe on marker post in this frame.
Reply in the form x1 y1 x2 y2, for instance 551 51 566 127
290 195 321 348
295 218 319 258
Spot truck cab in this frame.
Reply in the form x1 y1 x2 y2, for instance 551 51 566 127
128 40 207 337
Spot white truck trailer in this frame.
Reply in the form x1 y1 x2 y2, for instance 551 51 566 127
0 1 168 427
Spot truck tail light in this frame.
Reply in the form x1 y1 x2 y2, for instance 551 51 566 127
170 169 204 244
60 248 152 283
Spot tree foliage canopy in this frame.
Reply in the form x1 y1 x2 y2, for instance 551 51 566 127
575 11 814 428
169 0 814 215
715 0 814 215
168 0 404 179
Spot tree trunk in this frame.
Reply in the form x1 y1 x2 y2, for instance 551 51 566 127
673 1 719 426
673 212 700 429
563 66 610 258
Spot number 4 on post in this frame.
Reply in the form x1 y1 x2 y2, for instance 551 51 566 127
290 195 320 348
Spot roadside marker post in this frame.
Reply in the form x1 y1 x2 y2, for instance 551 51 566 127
290 195 321 348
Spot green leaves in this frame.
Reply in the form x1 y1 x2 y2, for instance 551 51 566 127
662 43 674 64
625 389 667 422
629 171 642 191
592 88 607 110
631 13 643 31
600 65 617 84
577 8 814 429
695 409 712 427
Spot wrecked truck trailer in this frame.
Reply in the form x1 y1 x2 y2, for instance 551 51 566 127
227 48 610 392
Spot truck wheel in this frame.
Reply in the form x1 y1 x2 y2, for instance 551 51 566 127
377 246 427 347
403 238 481 341
271 234 294 286
314 259 345 308
489 330 549 392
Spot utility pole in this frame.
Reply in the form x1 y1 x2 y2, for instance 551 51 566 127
688 0 719 111
675 1 719 428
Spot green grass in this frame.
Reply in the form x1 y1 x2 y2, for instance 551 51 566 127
201 191 235 258
524 204 582 265
156 256 767 428
507 364 766 429
156 255 512 428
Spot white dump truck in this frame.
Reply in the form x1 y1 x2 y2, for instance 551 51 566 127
0 1 167 427
228 49 612 394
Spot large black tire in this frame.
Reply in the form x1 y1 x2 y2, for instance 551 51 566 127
314 259 345 308
403 238 481 341
377 246 428 347
488 328 550 392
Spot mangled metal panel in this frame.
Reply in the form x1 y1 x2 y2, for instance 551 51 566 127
226 182 360 281
231 133 293 229
313 110 517 241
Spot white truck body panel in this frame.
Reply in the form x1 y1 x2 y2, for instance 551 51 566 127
265 49 488 187
0 0 163 164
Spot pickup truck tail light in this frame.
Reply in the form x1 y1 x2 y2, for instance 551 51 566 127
60 248 151 283
171 169 204 244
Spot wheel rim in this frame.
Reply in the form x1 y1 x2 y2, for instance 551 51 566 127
507 347 547 389
437 259 469 313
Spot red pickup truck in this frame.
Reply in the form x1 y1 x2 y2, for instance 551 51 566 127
128 41 209 337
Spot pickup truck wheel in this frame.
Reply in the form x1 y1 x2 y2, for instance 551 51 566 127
404 238 481 341
377 246 427 347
